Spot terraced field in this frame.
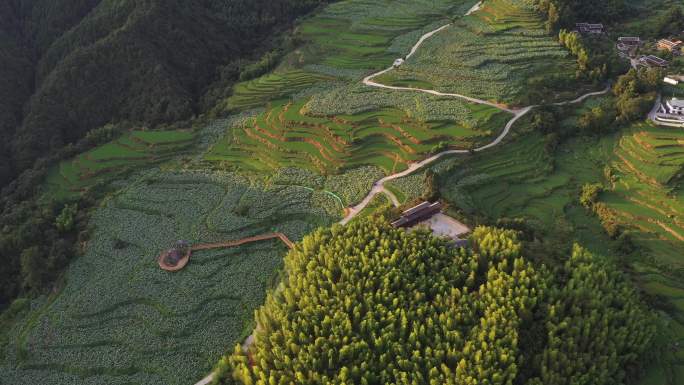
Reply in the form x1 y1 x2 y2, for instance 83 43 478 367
601 123 684 384
206 97 509 173
220 70 335 113
435 113 684 383
45 130 195 200
298 0 478 72
377 0 579 105
0 171 336 385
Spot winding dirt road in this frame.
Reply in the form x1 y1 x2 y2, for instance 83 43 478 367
341 4 611 224
194 1 610 383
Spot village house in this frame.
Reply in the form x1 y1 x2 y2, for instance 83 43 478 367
575 23 604 35
391 201 471 245
657 39 683 55
617 37 642 58
664 76 679 86
665 98 684 115
654 97 684 126
391 201 442 228
618 37 641 48
639 55 668 68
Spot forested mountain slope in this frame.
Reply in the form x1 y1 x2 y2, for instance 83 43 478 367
0 0 333 188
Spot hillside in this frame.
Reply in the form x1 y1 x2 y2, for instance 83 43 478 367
215 219 655 385
0 0 679 384
0 0 334 188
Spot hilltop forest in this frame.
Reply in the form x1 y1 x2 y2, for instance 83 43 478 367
217 219 655 385
0 0 333 189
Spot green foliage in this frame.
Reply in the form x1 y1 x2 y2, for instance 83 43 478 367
558 30 627 82
214 218 654 385
612 69 660 123
19 247 43 293
538 244 657 385
54 204 78 233
530 107 558 133
579 183 603 209
655 5 684 36
239 50 283 82
531 0 630 29
430 141 449 154
577 106 616 134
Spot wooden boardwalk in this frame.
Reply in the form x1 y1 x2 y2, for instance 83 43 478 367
158 233 294 272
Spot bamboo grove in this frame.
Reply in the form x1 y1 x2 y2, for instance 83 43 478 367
215 218 655 385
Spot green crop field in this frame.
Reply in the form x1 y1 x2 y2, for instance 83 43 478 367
220 70 336 112
602 121 684 384
377 0 581 106
205 0 519 175
44 130 195 201
6 0 681 383
205 97 509 174
297 0 478 73
0 171 336 384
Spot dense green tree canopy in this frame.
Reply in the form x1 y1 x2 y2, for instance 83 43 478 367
0 0 335 188
215 218 655 385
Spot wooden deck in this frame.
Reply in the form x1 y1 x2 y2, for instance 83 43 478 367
158 233 294 272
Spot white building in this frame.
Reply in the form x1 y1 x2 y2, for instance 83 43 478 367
393 58 405 68
664 77 679 86
665 98 684 114
654 98 684 126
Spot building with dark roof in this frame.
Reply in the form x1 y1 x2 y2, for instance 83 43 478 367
576 23 604 35
391 201 442 228
639 55 668 68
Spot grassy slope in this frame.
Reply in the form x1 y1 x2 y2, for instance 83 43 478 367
4 1 486 382
204 0 525 174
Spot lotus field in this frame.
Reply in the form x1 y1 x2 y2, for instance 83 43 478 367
0 171 336 385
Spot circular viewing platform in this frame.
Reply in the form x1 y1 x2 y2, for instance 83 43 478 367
157 233 294 272
158 247 192 272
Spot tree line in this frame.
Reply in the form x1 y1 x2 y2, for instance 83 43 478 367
214 218 655 385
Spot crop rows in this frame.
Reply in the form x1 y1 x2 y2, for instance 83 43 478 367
222 70 335 112
206 96 507 174
379 0 576 105
0 171 336 385
44 130 195 200
606 122 684 253
297 0 477 73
